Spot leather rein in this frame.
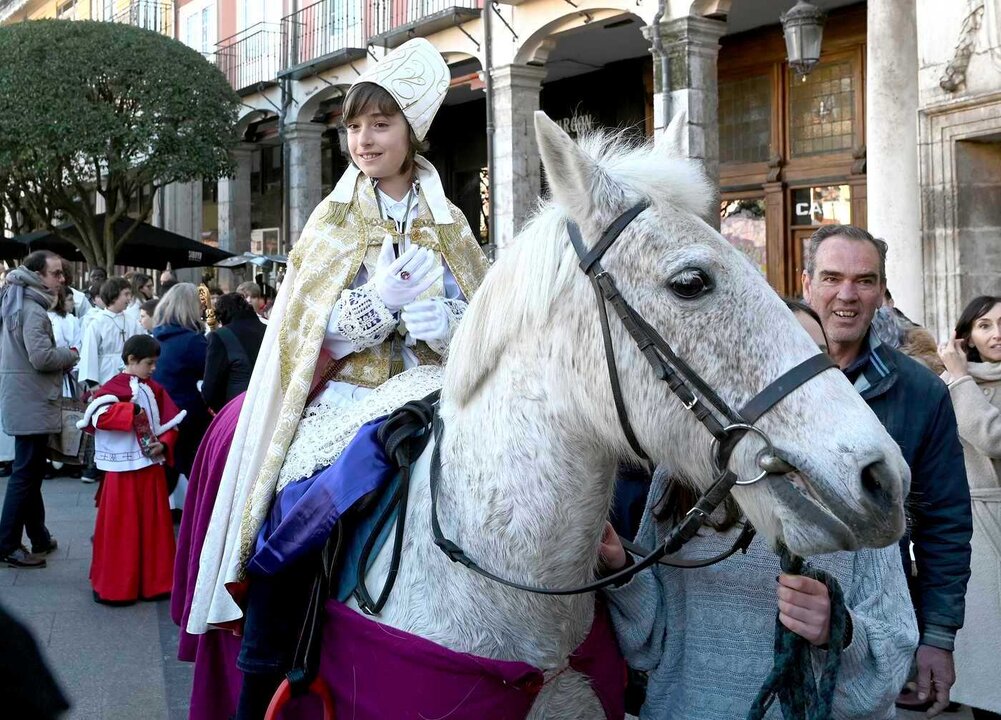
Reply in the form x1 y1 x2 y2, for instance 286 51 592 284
370 201 837 603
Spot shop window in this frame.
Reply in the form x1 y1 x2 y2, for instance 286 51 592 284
790 185 852 226
789 60 855 157
719 76 772 164
720 199 767 276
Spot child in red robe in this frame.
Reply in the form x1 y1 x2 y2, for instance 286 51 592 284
78 334 186 604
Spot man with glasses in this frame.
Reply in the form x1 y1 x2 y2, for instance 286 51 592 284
0 251 79 568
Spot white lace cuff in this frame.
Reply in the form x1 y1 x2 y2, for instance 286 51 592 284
336 284 397 351
426 298 467 356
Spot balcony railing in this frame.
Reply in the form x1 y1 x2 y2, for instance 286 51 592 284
368 0 482 48
217 23 282 94
112 1 174 36
281 0 368 78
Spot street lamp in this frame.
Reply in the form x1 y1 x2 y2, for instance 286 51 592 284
781 1 827 79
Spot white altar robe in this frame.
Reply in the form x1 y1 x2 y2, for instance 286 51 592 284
78 309 144 385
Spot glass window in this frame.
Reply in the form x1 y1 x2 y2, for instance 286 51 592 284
790 185 852 226
719 75 772 164
56 0 77 20
720 199 767 276
789 60 855 157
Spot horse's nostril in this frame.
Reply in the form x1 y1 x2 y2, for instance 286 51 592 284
861 460 895 511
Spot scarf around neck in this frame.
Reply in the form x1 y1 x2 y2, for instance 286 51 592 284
965 361 1001 383
0 265 54 333
942 360 1001 384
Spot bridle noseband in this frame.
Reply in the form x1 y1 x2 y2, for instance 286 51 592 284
424 201 836 596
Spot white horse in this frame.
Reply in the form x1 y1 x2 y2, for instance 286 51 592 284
332 112 910 718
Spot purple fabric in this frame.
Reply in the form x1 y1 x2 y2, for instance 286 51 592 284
248 416 391 576
170 393 244 661
188 600 625 720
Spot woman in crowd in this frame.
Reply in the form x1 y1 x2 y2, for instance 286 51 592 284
599 300 918 720
125 272 154 327
939 295 1001 720
151 283 210 485
200 293 266 413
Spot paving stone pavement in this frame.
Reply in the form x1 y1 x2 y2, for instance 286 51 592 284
0 475 192 720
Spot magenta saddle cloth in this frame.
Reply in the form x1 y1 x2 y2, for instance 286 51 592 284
188 599 625 720
173 394 626 719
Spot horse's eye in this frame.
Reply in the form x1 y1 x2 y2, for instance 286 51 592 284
668 268 713 299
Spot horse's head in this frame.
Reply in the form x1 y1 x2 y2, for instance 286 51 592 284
447 111 908 557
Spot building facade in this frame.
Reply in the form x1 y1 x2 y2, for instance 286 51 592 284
3 0 996 335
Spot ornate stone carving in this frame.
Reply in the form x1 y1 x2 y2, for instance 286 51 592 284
940 0 986 93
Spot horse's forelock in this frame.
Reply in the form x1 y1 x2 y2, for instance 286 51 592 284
445 130 713 406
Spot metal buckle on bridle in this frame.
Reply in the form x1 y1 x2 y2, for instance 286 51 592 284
711 423 776 486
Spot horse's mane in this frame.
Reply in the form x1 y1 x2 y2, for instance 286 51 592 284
446 129 713 405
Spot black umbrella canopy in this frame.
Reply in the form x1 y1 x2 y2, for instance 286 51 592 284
2 215 234 269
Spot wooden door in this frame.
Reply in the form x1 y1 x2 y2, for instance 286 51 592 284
788 228 814 297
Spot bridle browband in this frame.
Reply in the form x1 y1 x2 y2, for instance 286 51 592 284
421 201 837 597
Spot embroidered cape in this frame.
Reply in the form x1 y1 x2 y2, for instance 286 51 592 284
188 157 488 631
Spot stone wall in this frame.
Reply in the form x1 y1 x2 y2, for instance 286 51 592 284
917 0 1001 337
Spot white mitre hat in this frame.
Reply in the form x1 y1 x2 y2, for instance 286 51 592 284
350 38 449 141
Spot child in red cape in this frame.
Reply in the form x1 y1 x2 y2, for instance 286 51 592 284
77 334 185 604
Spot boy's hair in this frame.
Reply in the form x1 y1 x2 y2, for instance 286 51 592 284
140 298 159 317
100 277 131 307
121 334 160 365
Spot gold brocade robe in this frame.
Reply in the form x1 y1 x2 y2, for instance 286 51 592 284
237 171 489 570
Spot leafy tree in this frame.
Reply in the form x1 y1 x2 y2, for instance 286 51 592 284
0 19 240 270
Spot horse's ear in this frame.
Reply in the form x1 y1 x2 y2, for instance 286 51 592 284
534 110 597 220
656 109 688 157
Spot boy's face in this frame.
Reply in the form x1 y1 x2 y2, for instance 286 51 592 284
126 356 157 380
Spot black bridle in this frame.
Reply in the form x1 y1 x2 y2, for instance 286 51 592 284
422 202 835 597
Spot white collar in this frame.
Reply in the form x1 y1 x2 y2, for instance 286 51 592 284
330 155 453 225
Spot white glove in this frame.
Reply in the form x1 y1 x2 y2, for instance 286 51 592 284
372 237 442 311
401 298 451 344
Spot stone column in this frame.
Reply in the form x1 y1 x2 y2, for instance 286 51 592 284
218 143 254 256
159 181 202 243
491 64 547 252
867 0 922 322
644 15 726 225
285 121 326 247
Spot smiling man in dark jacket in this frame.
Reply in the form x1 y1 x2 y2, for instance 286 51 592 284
804 224 972 718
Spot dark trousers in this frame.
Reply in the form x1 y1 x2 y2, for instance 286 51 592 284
0 434 52 556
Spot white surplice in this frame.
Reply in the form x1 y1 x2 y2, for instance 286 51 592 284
78 309 144 385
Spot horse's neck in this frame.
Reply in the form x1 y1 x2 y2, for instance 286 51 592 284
430 361 619 663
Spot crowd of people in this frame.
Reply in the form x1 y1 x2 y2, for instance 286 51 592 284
0 258 272 603
0 35 998 720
